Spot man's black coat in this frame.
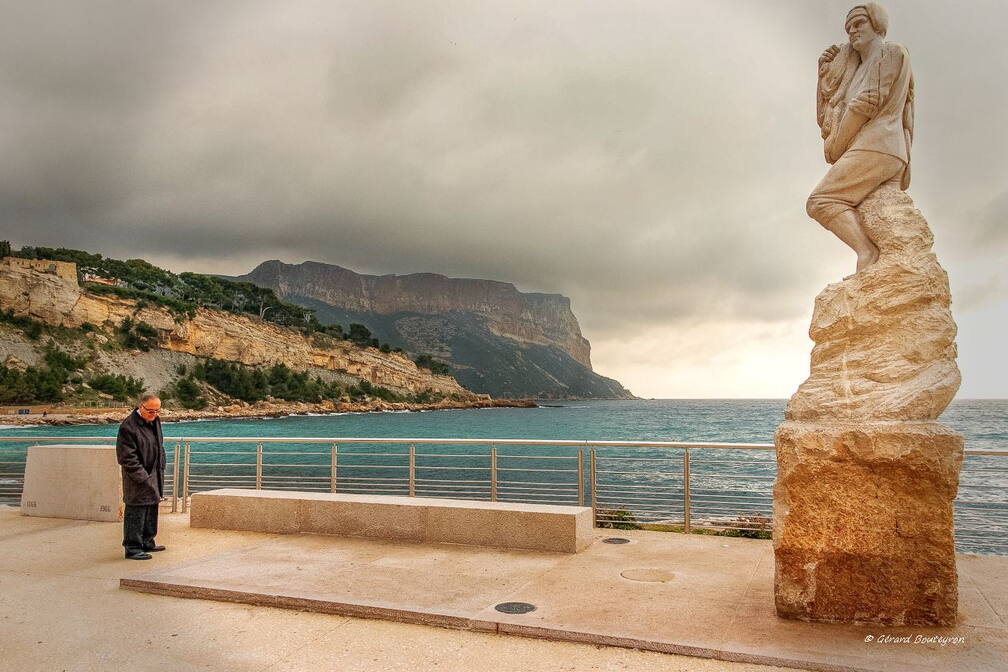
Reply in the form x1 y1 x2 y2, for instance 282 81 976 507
115 409 166 506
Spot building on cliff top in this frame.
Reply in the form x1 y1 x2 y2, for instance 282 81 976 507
1 257 77 284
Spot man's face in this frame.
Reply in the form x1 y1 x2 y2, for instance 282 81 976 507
846 14 880 50
138 398 162 422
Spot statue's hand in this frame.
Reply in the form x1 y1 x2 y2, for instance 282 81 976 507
818 45 841 68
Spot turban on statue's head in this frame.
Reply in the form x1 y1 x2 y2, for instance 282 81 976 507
846 3 889 38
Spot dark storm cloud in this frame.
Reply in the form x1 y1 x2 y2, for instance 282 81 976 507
1 0 1005 362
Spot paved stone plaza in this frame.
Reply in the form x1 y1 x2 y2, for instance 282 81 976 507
3 506 1002 672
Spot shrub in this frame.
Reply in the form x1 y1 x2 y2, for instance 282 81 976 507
414 354 452 376
596 509 642 530
0 365 63 403
89 373 145 402
173 376 206 410
189 358 342 404
0 309 46 340
43 345 87 374
352 379 405 402
117 318 159 351
347 323 373 346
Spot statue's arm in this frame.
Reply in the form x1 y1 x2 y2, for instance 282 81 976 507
826 109 869 163
828 44 908 162
816 45 842 129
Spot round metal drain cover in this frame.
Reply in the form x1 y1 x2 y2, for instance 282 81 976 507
495 602 536 614
621 568 676 583
602 537 631 544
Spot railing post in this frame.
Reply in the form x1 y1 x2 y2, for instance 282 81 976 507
683 449 691 534
490 444 497 502
577 446 585 506
589 448 597 526
181 442 191 514
330 443 338 493
408 444 416 497
171 441 181 513
255 442 263 490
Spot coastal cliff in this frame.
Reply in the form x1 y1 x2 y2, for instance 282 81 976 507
0 259 467 398
240 260 592 368
236 260 633 399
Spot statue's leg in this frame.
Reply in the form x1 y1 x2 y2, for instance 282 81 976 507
806 150 904 272
823 210 879 271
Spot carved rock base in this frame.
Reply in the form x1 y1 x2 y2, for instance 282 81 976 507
773 420 963 626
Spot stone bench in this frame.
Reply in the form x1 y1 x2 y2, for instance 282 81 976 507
190 488 593 553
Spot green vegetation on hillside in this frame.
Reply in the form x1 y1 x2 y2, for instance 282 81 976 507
10 246 405 357
195 360 344 404
116 317 159 352
88 373 145 402
0 309 44 340
414 354 452 376
162 357 427 410
0 342 141 405
3 245 461 406
12 245 313 327
0 344 107 404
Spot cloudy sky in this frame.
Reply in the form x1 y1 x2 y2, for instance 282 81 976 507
2 0 1005 398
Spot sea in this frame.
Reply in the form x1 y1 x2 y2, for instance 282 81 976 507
1 399 1005 554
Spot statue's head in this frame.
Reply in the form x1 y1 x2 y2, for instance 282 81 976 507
846 3 888 49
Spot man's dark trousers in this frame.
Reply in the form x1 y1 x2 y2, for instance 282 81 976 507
122 503 159 554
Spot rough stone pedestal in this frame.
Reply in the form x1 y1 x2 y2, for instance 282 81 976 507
774 421 963 625
775 184 964 626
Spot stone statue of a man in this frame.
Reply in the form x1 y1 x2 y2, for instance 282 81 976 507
806 3 914 272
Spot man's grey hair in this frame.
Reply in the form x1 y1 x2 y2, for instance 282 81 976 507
138 393 160 405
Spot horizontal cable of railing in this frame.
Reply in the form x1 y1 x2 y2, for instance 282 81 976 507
0 437 1004 554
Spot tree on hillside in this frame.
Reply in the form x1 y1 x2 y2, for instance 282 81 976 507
347 323 372 346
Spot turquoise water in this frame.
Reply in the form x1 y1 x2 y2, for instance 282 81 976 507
1 398 1004 448
1 399 1005 553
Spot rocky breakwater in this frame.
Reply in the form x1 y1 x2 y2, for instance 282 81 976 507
774 184 963 626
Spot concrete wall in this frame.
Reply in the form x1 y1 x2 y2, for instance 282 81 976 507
21 445 123 522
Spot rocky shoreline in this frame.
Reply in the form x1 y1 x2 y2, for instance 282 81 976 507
0 397 538 427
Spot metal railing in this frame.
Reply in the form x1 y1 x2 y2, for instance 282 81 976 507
0 437 1005 554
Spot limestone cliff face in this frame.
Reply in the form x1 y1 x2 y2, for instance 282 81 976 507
239 260 593 370
0 263 466 397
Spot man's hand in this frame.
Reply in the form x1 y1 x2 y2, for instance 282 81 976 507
819 44 841 68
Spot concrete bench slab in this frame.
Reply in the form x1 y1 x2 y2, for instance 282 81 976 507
190 488 593 553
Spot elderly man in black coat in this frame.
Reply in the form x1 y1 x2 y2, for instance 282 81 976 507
116 393 167 560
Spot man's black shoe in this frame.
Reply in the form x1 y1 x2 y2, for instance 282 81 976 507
125 551 153 560
144 545 166 552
